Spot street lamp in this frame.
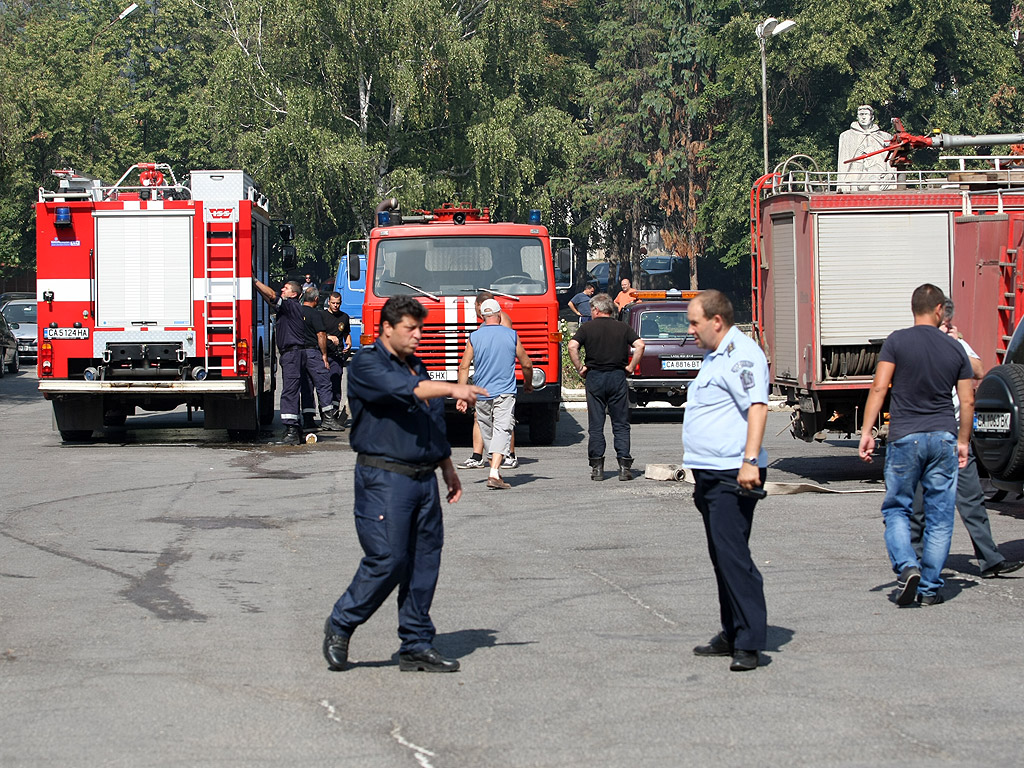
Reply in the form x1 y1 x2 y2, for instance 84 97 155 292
89 3 140 51
756 16 796 174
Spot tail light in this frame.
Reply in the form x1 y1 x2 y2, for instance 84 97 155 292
40 340 53 376
237 339 249 373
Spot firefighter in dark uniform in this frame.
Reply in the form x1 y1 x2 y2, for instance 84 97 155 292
254 278 308 444
298 287 345 432
322 295 488 673
320 290 352 422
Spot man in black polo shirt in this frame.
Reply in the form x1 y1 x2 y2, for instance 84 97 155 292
568 293 645 480
254 278 307 445
323 295 487 673
320 291 352 422
298 287 344 432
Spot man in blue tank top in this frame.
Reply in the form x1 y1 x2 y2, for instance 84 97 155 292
456 299 533 489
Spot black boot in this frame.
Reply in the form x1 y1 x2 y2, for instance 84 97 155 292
618 458 634 481
319 409 345 432
302 413 315 430
589 458 604 481
278 424 303 445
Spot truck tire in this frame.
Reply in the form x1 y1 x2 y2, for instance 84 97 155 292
974 364 1024 480
258 362 274 426
528 403 558 445
60 430 93 442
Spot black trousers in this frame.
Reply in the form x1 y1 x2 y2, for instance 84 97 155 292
584 368 631 461
692 468 768 651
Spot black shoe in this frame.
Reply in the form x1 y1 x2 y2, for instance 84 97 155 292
278 424 303 446
693 632 733 657
896 566 920 606
590 458 604 481
980 560 1024 578
302 414 316 430
618 459 634 481
323 618 350 671
398 647 460 673
319 410 346 432
730 650 759 671
917 593 945 606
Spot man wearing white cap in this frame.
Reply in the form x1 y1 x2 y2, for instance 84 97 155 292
456 298 534 489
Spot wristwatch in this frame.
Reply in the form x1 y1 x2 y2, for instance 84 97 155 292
743 456 759 466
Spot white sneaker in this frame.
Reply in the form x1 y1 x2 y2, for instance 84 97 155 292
458 456 486 469
501 454 519 469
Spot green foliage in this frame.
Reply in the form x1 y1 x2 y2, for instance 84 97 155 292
2 0 1024 291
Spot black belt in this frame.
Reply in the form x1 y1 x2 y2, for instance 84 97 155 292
357 454 438 480
280 344 317 353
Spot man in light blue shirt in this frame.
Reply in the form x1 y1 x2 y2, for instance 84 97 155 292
456 299 533 489
682 290 769 672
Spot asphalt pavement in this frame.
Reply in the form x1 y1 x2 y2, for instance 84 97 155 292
1 368 1023 767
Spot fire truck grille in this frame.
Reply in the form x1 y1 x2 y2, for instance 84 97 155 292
416 321 552 368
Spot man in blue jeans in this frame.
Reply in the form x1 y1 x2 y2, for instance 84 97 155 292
859 284 975 606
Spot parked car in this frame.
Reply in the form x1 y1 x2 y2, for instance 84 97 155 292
639 255 688 290
586 261 610 293
0 312 18 375
620 290 701 407
0 291 33 309
0 299 37 363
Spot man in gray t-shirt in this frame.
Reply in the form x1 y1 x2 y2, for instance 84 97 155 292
859 284 974 607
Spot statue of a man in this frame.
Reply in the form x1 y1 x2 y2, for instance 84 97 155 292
837 105 896 191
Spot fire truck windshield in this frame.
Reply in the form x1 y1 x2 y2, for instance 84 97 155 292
373 236 548 297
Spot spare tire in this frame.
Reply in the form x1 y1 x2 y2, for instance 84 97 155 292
974 364 1024 480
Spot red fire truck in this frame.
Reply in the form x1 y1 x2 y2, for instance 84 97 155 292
36 163 276 440
751 150 1024 442
344 201 570 444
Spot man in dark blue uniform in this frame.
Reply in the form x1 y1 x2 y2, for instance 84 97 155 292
298 287 344 432
254 278 308 445
323 295 487 673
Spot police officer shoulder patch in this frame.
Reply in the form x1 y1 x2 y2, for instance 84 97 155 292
739 369 755 390
731 360 754 372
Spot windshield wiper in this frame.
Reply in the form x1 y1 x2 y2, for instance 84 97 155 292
384 281 441 302
454 287 521 302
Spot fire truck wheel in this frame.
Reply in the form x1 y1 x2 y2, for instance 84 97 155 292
60 430 93 442
258 364 274 426
973 364 1024 481
528 403 558 445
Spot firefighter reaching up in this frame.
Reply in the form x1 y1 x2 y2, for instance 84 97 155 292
254 278 344 444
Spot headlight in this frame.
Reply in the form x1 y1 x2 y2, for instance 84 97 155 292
531 369 546 388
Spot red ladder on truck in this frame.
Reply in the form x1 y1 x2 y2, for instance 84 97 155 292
202 206 239 372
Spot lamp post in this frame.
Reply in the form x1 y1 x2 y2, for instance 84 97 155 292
756 16 796 175
90 3 140 51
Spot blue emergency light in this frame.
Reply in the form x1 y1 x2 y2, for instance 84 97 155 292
528 209 542 224
377 211 391 226
55 207 72 226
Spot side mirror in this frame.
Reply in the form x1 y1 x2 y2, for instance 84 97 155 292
348 254 360 282
557 247 571 275
282 244 297 271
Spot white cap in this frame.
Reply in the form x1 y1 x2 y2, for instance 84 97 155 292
479 299 502 317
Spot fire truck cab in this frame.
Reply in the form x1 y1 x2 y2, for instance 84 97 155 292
36 163 276 440
349 202 570 444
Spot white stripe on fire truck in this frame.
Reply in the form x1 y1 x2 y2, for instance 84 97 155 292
36 279 91 302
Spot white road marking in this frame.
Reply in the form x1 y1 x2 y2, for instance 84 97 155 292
575 564 678 626
391 723 437 768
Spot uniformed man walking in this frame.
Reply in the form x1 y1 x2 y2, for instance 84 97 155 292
683 290 769 672
323 295 487 673
321 291 353 423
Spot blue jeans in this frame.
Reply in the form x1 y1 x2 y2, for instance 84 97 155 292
882 432 958 596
